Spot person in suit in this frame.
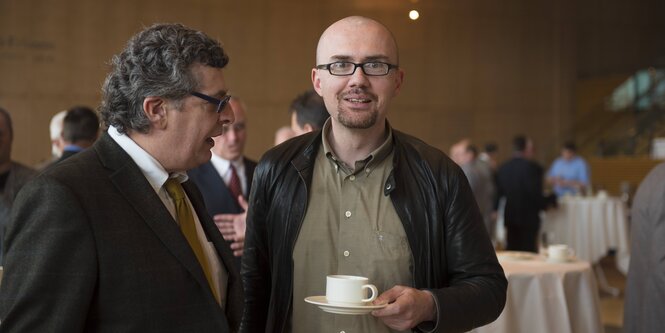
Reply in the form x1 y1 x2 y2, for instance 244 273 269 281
0 107 37 263
0 23 243 332
624 162 665 333
188 97 256 264
51 105 100 165
450 139 496 240
496 135 546 252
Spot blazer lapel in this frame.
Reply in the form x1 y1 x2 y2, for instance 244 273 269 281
204 162 242 212
203 162 236 203
95 134 216 303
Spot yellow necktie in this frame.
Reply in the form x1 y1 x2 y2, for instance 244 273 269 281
164 179 219 303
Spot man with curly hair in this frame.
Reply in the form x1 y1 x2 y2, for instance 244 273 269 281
0 24 242 332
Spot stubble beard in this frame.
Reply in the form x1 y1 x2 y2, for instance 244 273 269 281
337 107 378 129
335 93 379 129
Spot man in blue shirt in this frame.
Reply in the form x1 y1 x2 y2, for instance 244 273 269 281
547 141 590 196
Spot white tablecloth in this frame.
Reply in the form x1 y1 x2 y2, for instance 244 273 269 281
541 196 630 274
471 254 604 333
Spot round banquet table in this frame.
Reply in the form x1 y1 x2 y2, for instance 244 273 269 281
471 253 604 333
541 195 630 274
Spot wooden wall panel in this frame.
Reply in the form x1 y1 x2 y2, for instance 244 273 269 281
588 157 662 197
1 0 664 170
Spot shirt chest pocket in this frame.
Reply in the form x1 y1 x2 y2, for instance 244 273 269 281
374 231 410 260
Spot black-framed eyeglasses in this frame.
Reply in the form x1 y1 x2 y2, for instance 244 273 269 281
190 92 232 113
315 61 399 76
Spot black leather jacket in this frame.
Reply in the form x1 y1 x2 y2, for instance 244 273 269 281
240 129 507 333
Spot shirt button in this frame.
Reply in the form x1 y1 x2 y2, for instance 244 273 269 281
343 251 350 257
386 184 392 190
340 331 346 333
349 175 356 181
345 211 352 218
365 168 371 173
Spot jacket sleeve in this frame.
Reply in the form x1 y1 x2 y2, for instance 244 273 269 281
0 176 97 332
239 163 272 333
427 164 507 333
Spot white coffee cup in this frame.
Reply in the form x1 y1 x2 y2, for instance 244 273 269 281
326 275 378 305
596 190 608 199
547 244 574 261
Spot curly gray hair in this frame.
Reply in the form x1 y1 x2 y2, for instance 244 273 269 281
100 23 229 134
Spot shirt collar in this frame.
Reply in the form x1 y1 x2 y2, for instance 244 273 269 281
210 153 244 174
321 119 394 175
107 125 188 190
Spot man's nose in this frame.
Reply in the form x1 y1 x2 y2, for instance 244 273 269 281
348 66 370 86
220 102 235 126
225 127 238 141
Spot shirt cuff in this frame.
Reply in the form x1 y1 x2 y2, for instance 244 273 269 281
416 289 439 333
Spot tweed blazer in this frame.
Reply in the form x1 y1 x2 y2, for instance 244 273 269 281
0 133 243 332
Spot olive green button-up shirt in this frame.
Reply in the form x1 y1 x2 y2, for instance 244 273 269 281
292 122 413 333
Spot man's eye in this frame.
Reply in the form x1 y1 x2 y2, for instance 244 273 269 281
332 62 352 69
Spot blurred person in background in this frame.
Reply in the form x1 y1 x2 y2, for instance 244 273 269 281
35 110 67 170
49 110 67 159
546 141 590 196
496 135 545 252
479 142 499 171
624 162 665 333
0 107 37 264
51 105 100 165
289 88 329 135
450 139 496 240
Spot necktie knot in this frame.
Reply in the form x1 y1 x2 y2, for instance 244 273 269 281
164 179 185 202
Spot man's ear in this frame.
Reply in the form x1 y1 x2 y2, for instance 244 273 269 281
143 96 168 129
312 68 323 96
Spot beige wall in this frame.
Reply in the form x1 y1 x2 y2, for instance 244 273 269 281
1 0 663 168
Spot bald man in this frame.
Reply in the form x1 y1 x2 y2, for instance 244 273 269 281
241 16 506 333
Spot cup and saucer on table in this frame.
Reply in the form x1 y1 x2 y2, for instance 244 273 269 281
545 244 577 263
304 275 387 315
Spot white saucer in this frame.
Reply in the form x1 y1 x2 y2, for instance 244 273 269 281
546 256 577 263
304 296 387 315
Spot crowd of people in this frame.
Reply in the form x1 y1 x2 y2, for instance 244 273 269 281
449 136 588 252
0 15 660 333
